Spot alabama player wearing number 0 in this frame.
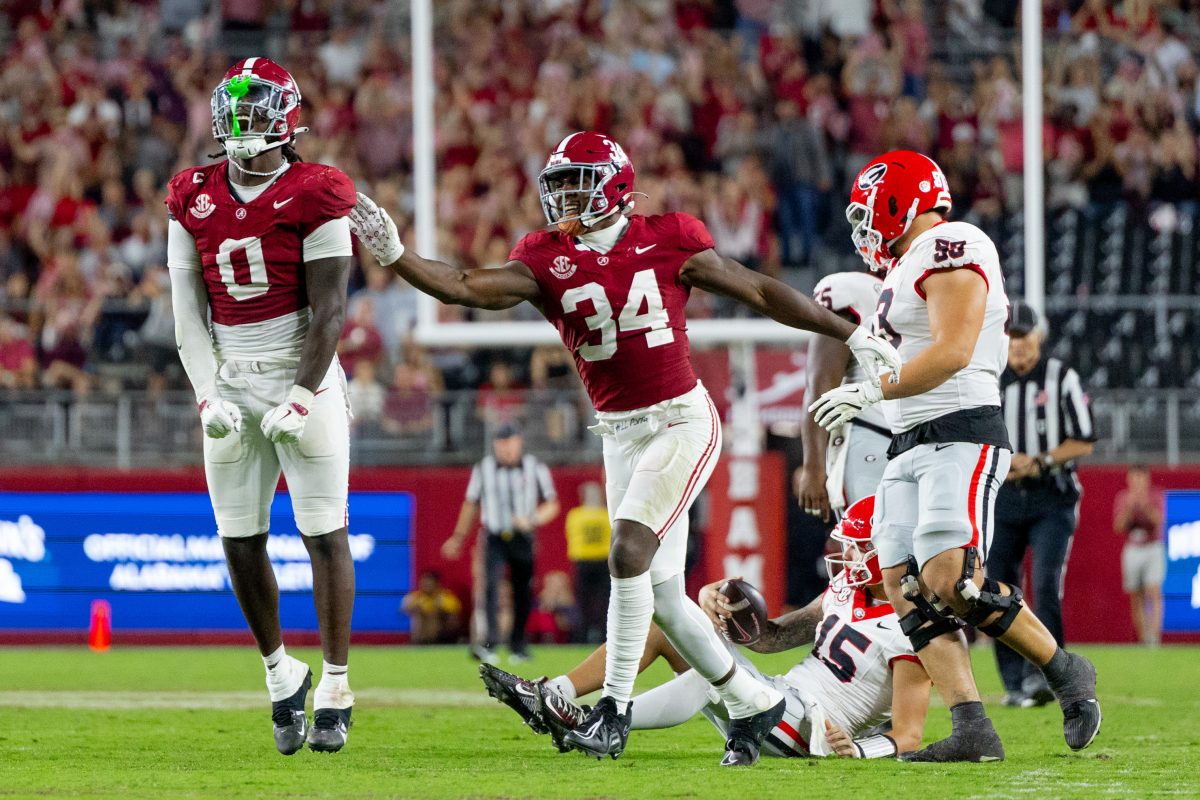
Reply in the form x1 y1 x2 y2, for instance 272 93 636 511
166 57 357 755
350 130 902 766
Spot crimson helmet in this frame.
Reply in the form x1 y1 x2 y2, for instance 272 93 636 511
211 57 303 160
847 150 952 273
538 132 635 235
825 496 881 588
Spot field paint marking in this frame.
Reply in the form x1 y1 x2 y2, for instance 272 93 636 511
0 688 493 710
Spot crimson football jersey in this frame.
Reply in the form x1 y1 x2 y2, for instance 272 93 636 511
510 213 713 412
165 161 355 329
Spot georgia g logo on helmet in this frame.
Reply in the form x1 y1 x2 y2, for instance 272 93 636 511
856 162 888 191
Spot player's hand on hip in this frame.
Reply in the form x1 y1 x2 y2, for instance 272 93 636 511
348 192 405 266
260 386 313 445
824 720 857 758
794 465 832 522
198 396 242 439
846 327 902 386
808 382 883 432
698 578 738 633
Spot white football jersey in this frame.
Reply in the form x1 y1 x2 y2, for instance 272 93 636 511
779 581 918 735
813 271 887 429
874 221 1010 432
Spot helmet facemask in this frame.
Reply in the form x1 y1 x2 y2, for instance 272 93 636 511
538 162 621 236
212 75 296 162
847 196 893 275
825 529 880 588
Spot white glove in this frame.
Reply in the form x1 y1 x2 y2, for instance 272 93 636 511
199 396 242 439
846 327 902 386
348 191 405 266
808 381 884 432
260 385 314 445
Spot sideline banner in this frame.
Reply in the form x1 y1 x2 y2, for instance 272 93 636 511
0 492 412 632
1165 490 1200 633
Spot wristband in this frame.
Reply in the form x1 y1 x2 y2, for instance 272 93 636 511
853 734 897 759
287 385 315 412
1038 453 1055 471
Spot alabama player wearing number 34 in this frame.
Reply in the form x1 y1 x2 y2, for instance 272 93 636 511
350 131 902 766
166 58 357 755
808 150 1101 762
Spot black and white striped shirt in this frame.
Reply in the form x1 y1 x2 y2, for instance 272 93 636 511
1001 357 1097 473
466 454 557 535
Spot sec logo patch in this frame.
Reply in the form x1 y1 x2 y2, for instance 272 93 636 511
551 255 577 279
191 193 215 219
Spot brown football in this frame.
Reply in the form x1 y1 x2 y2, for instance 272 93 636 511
718 578 769 645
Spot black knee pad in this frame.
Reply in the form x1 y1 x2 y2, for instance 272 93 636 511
899 605 965 652
898 556 965 652
961 578 1025 636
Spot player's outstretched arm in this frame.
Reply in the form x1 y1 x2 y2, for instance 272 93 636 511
679 249 857 340
349 192 539 310
797 327 852 521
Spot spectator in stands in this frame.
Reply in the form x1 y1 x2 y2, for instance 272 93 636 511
348 265 417 364
762 99 830 267
402 570 463 644
338 298 385 377
476 360 525 429
128 267 177 396
1114 464 1166 646
382 362 435 437
348 359 386 435
0 315 37 390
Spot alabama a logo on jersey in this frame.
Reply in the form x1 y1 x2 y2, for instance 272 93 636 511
551 255 577 279
191 193 215 219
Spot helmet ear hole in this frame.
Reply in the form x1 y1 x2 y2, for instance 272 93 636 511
888 196 898 217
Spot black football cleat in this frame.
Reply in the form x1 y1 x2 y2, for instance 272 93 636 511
271 668 311 756
1049 653 1101 750
721 698 786 766
307 707 351 753
479 663 549 735
562 696 630 760
535 681 589 753
899 717 1005 763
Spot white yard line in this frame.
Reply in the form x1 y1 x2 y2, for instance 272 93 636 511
0 688 493 710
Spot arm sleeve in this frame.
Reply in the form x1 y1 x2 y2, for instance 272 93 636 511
1059 367 1097 442
465 464 482 503
302 216 353 262
170 266 219 403
536 462 557 502
167 218 202 271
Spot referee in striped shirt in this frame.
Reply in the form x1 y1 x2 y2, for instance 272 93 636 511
988 301 1097 707
442 424 559 662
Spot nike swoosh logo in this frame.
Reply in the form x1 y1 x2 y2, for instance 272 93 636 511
515 684 535 697
274 197 294 209
634 244 657 254
876 622 891 630
666 421 687 428
934 443 955 451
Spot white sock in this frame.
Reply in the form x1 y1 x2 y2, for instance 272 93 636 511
264 647 309 702
603 572 654 715
629 670 714 730
548 675 577 702
314 659 354 710
262 644 286 672
715 665 782 719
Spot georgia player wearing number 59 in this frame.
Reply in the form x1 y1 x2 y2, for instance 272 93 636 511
166 58 357 755
808 150 1101 762
350 130 902 766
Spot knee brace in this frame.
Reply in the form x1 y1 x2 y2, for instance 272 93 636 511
898 557 965 652
955 547 1025 637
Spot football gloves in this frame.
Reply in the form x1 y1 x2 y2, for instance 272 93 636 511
198 396 242 439
845 327 902 387
348 192 405 266
260 385 314 445
809 381 884 432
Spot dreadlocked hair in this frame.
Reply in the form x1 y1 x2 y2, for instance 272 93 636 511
282 142 303 163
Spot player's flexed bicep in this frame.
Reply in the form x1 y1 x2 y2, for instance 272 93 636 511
349 192 540 310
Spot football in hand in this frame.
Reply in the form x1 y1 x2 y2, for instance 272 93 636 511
717 578 769 645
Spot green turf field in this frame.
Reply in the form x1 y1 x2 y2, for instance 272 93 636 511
1 644 1197 799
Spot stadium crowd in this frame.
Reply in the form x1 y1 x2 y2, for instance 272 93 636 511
1 0 1199 401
